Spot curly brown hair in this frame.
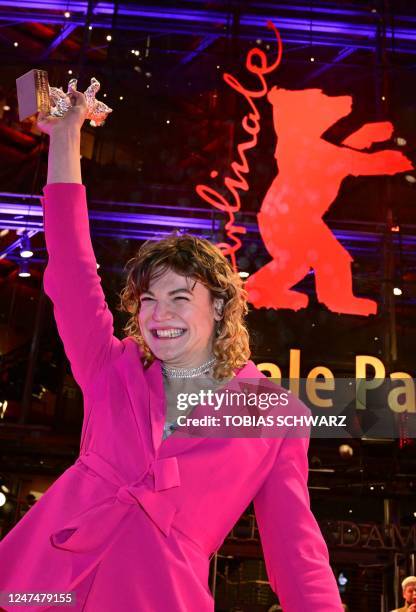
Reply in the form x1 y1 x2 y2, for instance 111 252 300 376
117 233 250 380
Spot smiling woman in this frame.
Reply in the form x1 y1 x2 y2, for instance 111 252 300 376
0 76 344 612
118 234 250 381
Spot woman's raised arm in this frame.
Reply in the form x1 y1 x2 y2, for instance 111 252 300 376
37 90 124 392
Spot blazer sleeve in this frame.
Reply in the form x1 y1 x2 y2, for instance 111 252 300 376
41 182 124 392
253 434 343 611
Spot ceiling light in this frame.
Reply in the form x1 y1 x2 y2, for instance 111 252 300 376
20 232 33 258
18 261 31 277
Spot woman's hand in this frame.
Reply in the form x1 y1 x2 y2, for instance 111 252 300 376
37 89 88 137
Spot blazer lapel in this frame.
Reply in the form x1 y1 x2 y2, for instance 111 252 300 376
145 358 168 454
115 338 158 454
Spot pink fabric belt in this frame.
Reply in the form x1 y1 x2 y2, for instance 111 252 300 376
50 451 180 553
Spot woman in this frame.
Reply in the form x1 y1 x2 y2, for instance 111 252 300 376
0 90 343 611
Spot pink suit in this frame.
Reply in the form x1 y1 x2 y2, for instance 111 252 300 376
0 183 343 611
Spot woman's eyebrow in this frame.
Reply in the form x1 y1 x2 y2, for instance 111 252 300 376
141 287 193 296
169 288 194 295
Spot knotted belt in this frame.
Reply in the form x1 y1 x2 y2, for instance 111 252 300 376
50 450 180 553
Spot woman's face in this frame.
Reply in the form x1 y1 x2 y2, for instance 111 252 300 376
138 268 222 368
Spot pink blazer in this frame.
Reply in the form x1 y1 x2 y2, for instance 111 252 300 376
0 183 343 611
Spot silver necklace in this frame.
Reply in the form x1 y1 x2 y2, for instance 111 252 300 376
161 357 216 379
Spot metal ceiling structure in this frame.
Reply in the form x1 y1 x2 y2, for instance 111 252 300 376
1 1 416 53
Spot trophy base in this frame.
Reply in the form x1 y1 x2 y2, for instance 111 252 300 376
16 69 51 121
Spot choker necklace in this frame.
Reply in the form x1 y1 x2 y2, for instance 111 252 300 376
161 357 216 379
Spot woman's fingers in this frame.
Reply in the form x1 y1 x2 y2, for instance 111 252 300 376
35 88 88 135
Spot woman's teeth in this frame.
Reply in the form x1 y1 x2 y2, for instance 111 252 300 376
152 329 186 338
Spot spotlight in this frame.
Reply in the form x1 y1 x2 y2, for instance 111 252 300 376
14 42 18 47
20 232 33 258
64 11 70 18
18 261 30 277
0 492 6 507
393 287 402 296
106 34 112 42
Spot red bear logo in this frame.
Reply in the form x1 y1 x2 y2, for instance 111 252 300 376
245 87 413 316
